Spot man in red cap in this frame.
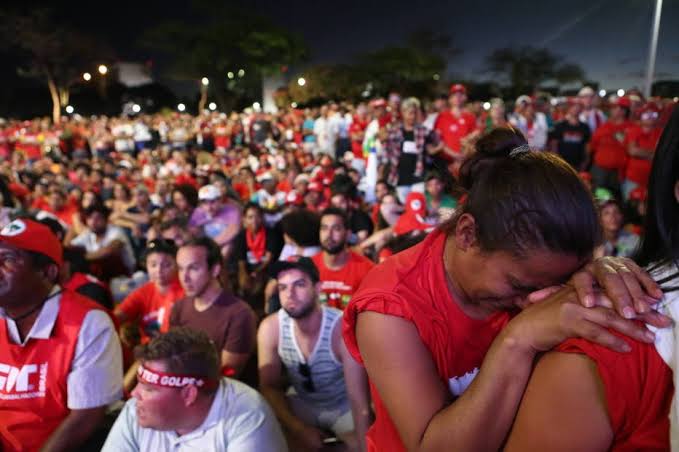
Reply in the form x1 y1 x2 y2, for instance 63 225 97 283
623 102 663 200
589 96 634 194
0 218 123 452
432 84 479 174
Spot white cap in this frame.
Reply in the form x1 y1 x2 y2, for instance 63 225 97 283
294 174 310 185
578 86 595 97
257 172 274 183
198 184 221 201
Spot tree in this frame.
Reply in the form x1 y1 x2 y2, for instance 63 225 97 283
142 6 306 112
485 46 586 97
288 31 459 104
0 8 113 123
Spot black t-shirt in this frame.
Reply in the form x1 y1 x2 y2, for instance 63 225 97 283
349 209 374 241
551 120 591 169
397 129 422 186
251 120 271 144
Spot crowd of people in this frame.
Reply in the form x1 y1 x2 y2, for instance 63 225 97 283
0 81 678 451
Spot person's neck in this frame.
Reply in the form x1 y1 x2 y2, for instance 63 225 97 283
294 304 323 336
442 235 495 319
174 394 216 436
403 121 415 131
193 281 222 311
323 248 349 270
5 285 54 339
450 106 462 116
603 229 619 243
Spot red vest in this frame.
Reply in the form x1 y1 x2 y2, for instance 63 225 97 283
0 291 101 452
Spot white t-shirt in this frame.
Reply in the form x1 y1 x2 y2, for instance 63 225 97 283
101 378 287 452
71 225 136 273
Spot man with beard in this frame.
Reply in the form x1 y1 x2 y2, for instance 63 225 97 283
257 257 372 451
312 208 374 310
102 328 286 451
0 218 122 452
169 237 257 379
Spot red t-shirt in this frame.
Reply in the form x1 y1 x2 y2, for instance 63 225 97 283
343 230 511 452
434 110 477 161
115 279 184 343
624 125 662 185
349 117 368 159
590 120 632 171
556 330 673 451
312 251 375 310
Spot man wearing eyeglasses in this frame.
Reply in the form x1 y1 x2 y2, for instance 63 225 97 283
258 257 373 451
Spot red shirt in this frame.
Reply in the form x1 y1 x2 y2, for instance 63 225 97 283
434 110 477 161
115 279 184 343
312 251 374 310
0 291 102 452
590 120 632 171
343 230 511 452
556 331 672 451
349 117 368 159
624 125 662 185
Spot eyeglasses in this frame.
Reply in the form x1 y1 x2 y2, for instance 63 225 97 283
298 362 315 393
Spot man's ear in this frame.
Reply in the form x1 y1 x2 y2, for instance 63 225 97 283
45 263 60 285
181 385 199 407
210 264 222 279
453 213 478 251
673 180 679 204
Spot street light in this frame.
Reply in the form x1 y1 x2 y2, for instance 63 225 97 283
177 103 186 112
644 0 663 98
201 77 209 86
227 72 234 79
433 74 440 81
238 69 245 77
599 89 606 97
291 102 298 108
483 102 491 111
208 102 217 111
98 64 108 75
83 72 92 81
132 104 141 113
297 77 306 87
65 105 74 114
617 89 625 97
252 102 261 111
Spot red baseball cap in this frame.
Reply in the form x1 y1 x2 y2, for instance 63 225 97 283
308 181 323 193
629 187 647 202
393 192 432 236
0 218 63 268
369 98 387 108
449 84 467 95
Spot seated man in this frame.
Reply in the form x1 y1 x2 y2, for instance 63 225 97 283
258 257 372 451
170 237 257 378
102 328 287 451
69 203 136 280
188 184 241 258
0 218 122 451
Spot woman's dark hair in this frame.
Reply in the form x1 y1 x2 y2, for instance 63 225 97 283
243 202 263 217
446 127 600 259
0 176 15 207
634 106 679 268
82 202 110 219
172 184 199 209
281 209 320 247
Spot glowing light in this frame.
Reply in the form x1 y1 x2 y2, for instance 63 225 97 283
291 102 298 108
177 103 186 112
238 69 245 77
132 104 141 113
208 102 217 111
83 72 92 81
65 105 74 114
227 72 234 79
297 77 306 87
483 102 491 110
98 65 108 75
252 102 261 111
598 89 606 97
201 77 209 86
617 89 625 97
433 74 440 81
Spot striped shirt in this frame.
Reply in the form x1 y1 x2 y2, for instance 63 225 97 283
278 306 347 410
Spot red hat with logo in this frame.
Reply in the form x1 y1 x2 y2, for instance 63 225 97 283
449 84 467 95
393 192 433 236
639 102 660 121
0 218 63 268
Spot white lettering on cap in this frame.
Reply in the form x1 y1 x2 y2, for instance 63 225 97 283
1 220 26 237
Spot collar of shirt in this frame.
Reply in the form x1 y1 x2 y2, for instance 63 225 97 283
168 379 225 444
0 285 62 346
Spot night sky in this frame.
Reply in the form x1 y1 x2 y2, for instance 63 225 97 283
6 0 679 92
